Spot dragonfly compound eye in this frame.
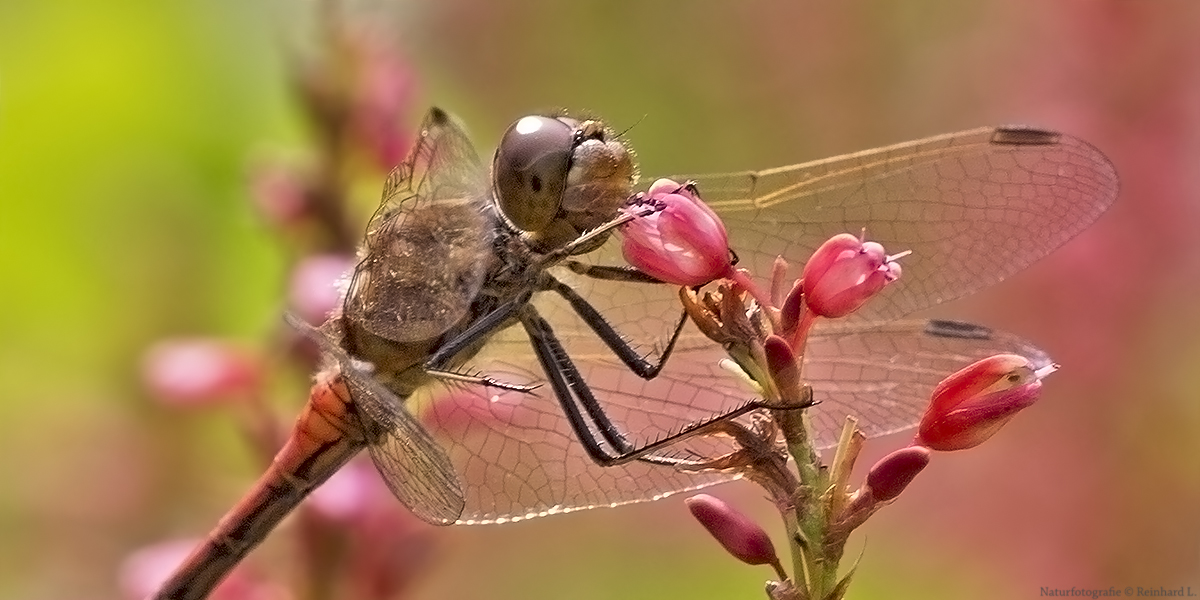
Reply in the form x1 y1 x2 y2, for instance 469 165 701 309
493 115 574 233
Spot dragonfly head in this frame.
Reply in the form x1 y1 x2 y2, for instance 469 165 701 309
492 114 634 253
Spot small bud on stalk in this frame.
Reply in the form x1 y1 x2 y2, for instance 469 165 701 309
763 335 805 406
621 178 734 286
685 494 786 579
916 354 1056 451
865 446 931 502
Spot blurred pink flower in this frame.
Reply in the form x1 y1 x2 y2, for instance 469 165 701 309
916 354 1055 452
119 539 280 600
288 253 355 325
142 339 261 407
304 459 441 600
307 459 382 523
350 40 418 169
250 162 311 228
800 232 902 318
621 178 733 286
422 384 525 439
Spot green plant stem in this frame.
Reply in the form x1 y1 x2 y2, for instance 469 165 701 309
775 405 830 599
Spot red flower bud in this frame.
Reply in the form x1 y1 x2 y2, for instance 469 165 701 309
801 233 903 318
779 279 805 333
621 179 733 286
865 446 931 502
916 354 1055 451
685 494 780 568
763 335 802 401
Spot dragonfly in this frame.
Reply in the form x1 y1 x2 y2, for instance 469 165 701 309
152 107 1118 600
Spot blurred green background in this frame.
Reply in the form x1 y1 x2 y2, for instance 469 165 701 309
2 1 1198 599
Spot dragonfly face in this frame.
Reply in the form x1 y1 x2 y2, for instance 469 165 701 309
492 115 635 253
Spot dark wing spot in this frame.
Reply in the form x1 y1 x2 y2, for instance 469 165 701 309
924 319 995 340
990 126 1061 146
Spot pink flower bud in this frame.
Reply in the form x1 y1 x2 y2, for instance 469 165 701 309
865 446 931 502
142 339 261 407
685 494 779 568
801 233 903 318
621 179 733 286
288 253 355 325
915 354 1055 451
779 279 805 333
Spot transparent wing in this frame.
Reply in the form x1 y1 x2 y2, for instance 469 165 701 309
680 126 1119 321
343 107 496 343
522 126 1115 449
288 314 465 525
415 316 1049 524
349 371 466 525
366 107 488 237
411 125 1111 522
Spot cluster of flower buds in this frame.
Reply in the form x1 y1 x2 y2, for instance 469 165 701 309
619 176 1055 599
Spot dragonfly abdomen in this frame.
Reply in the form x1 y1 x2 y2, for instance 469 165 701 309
152 374 368 600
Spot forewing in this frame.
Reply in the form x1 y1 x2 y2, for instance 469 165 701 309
679 126 1118 321
287 314 465 525
343 108 495 343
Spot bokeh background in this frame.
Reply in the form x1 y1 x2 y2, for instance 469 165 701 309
2 1 1198 599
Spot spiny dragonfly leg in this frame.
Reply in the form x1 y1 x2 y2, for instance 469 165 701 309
539 272 687 379
519 304 761 467
425 368 539 393
563 261 665 284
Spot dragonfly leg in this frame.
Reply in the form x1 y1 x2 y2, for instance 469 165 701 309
423 291 532 371
563 261 665 284
424 367 539 393
540 272 687 379
519 304 762 466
